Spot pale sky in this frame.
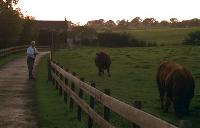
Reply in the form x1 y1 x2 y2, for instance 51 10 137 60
18 0 200 25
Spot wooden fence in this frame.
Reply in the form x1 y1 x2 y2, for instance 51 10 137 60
0 45 49 57
0 45 27 57
48 60 179 128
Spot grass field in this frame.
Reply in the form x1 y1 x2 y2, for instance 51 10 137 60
127 27 200 45
36 45 200 128
35 26 200 128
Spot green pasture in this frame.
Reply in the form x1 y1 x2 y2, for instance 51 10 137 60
127 27 200 45
36 45 200 127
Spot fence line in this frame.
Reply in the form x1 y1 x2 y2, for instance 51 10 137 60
0 45 27 57
49 61 178 128
51 72 114 128
0 45 49 57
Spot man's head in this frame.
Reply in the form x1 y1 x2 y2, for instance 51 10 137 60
31 41 35 47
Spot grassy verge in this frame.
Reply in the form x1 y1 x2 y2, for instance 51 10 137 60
35 55 89 128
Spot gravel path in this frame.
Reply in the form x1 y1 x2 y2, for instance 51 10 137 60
0 52 48 128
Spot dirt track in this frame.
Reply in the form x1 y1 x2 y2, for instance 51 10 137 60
0 52 48 128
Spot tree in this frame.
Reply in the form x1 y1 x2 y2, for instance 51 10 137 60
104 20 116 31
130 17 142 28
0 9 23 48
187 18 200 26
170 18 178 24
183 31 200 45
0 0 19 9
142 18 157 28
104 20 116 27
170 18 179 27
117 19 129 29
37 29 51 45
18 16 36 45
160 20 169 27
86 19 105 30
0 0 23 48
70 26 97 46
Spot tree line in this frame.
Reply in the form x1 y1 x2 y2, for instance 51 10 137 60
0 0 35 48
1 0 200 48
85 17 200 31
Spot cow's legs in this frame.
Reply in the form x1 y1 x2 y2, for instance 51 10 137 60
157 83 164 109
184 99 191 116
164 97 171 113
185 103 190 116
98 67 101 76
107 67 111 77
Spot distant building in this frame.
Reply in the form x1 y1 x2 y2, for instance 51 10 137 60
33 20 67 33
32 20 97 48
33 20 69 48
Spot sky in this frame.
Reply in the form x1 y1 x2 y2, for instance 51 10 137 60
18 0 200 25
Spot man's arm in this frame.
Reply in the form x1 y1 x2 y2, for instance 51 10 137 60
35 48 39 55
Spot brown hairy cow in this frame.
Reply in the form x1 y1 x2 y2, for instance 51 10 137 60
95 52 111 77
156 61 195 118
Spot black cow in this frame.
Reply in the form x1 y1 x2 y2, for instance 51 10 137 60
95 52 111 77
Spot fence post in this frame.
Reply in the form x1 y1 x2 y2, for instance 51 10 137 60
77 77 84 121
48 59 51 81
88 82 96 128
104 88 111 122
179 120 192 128
55 62 59 90
59 66 64 96
64 68 69 104
52 62 56 86
70 72 76 111
55 71 59 90
132 100 142 128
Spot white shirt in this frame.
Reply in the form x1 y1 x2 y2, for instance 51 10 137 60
27 46 39 59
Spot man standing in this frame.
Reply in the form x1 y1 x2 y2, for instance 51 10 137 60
27 41 38 80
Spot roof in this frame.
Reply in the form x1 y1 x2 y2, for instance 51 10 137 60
34 20 68 31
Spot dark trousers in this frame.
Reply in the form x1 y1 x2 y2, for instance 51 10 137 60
27 57 35 78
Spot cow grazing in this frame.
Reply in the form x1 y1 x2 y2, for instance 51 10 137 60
156 61 195 118
95 52 111 77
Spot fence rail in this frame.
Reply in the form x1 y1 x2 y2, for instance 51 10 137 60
49 61 178 128
0 45 27 57
0 45 49 57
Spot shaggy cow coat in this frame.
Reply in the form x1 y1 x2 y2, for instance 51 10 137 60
95 52 111 77
156 61 195 117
